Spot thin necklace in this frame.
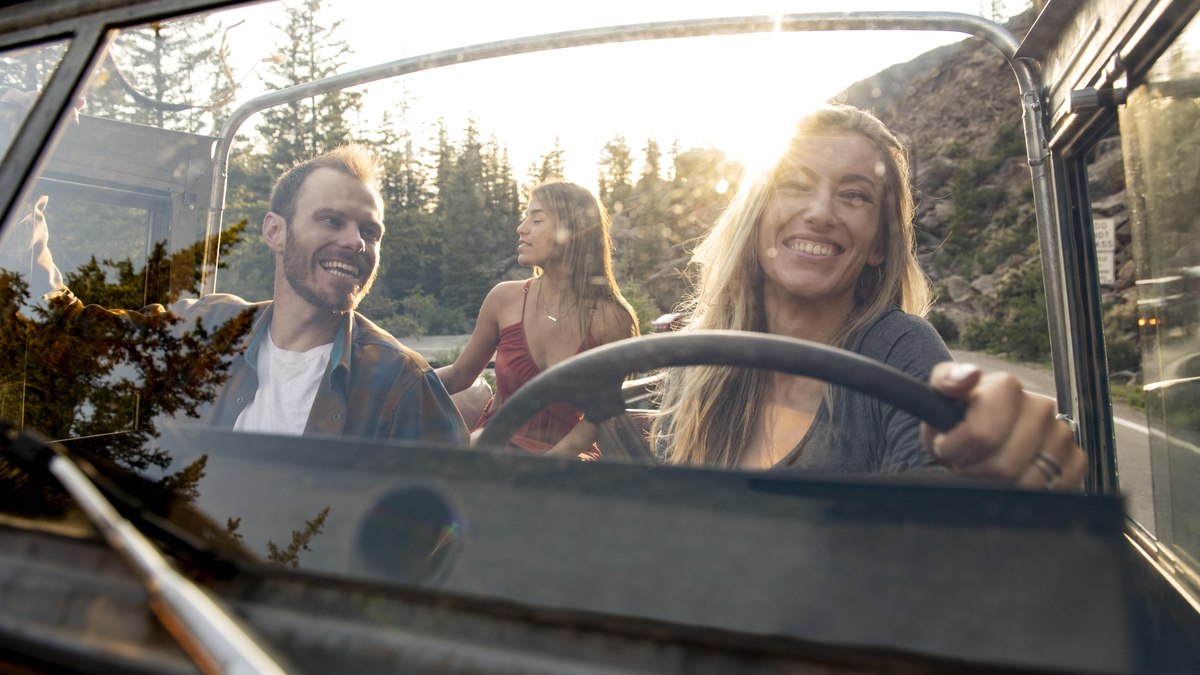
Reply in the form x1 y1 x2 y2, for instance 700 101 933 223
537 280 577 322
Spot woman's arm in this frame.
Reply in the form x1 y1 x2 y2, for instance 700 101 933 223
542 419 601 460
853 311 950 473
921 363 1088 491
539 300 637 459
592 299 638 343
435 283 507 394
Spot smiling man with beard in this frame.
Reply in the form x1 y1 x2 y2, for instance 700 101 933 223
17 144 468 444
217 144 467 441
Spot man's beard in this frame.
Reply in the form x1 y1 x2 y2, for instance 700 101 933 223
282 241 377 315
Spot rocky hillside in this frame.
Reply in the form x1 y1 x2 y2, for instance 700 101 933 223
836 8 1135 365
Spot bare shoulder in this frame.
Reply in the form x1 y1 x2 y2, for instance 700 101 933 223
590 298 638 345
484 279 530 306
481 279 532 326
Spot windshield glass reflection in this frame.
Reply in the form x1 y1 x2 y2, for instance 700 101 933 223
0 0 1054 579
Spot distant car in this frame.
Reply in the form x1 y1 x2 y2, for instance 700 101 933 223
651 312 684 333
1136 274 1184 328
1136 272 1200 336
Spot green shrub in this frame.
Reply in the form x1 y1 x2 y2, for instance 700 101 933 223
1104 335 1140 375
379 314 423 338
993 120 1027 159
927 309 960 345
619 280 661 336
433 344 463 367
943 139 971 160
921 160 956 193
959 262 1050 361
1109 381 1145 412
960 317 992 352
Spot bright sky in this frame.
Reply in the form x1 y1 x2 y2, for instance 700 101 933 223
216 0 1031 188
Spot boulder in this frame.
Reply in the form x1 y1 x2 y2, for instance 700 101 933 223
971 274 998 297
944 275 975 303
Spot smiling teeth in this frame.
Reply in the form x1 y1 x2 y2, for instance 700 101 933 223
786 241 835 256
322 261 359 278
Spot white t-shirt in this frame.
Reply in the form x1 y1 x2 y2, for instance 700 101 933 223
234 328 333 435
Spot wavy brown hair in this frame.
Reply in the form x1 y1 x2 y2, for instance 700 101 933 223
530 180 639 340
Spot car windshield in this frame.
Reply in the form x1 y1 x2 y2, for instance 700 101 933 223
0 1 1149 668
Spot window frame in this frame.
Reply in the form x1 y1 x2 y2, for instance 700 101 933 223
1027 0 1200 606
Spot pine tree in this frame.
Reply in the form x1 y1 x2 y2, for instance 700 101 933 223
85 16 225 133
436 122 487 320
256 0 362 175
481 135 521 272
524 138 566 194
597 134 634 215
0 235 257 518
359 104 441 335
213 149 275 301
639 137 663 189
668 146 740 252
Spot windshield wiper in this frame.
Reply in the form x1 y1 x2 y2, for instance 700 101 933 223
1 421 292 675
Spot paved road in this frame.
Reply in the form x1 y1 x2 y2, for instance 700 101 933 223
403 334 472 366
952 350 1155 534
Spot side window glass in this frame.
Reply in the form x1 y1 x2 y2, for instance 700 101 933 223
0 10 256 525
0 42 66 157
0 14 233 443
0 41 71 429
1115 12 1200 563
1088 128 1156 530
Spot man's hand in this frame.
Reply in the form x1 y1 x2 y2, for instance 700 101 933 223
1 89 86 124
450 376 493 431
1 195 65 303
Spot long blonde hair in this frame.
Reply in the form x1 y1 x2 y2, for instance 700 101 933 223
655 105 931 468
530 180 639 339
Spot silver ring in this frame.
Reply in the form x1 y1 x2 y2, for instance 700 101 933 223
1033 452 1063 490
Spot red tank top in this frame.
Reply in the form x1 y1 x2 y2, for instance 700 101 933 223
477 279 598 454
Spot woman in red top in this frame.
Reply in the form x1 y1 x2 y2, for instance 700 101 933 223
437 180 639 457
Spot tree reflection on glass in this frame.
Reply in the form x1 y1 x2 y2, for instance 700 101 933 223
0 224 254 518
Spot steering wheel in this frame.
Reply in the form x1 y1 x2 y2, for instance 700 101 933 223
477 330 965 461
